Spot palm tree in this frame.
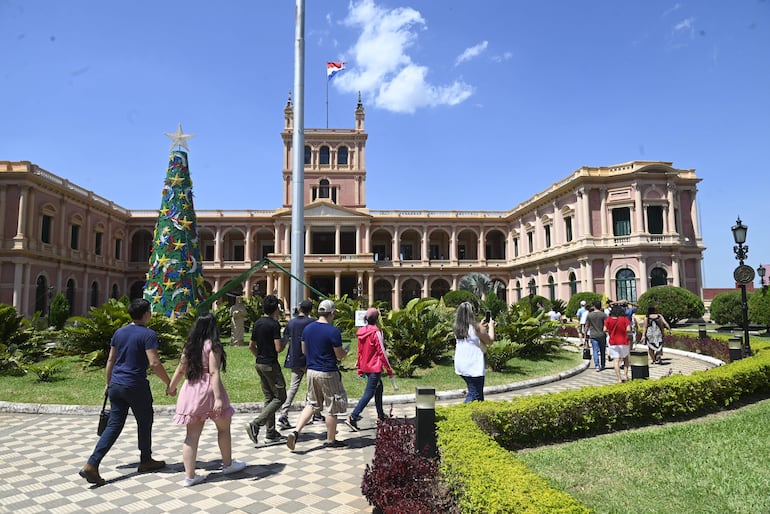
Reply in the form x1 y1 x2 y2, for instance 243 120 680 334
459 272 492 300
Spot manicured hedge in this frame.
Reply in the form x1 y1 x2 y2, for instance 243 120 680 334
434 345 770 511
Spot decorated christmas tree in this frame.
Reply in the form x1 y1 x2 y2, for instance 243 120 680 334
143 124 207 318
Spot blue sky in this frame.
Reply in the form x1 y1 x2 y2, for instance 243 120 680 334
1 0 768 288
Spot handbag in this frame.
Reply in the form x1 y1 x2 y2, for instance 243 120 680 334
582 347 591 359
97 392 110 436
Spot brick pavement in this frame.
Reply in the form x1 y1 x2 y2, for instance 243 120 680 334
0 348 720 514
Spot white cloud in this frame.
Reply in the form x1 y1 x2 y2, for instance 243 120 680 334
673 17 695 37
491 51 513 63
455 40 488 66
334 0 474 114
662 3 681 17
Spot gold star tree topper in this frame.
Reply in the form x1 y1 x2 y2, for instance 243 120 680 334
164 123 195 151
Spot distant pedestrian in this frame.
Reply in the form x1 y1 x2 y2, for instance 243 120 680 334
643 305 671 364
286 299 350 450
79 298 171 486
345 308 394 431
167 314 246 487
576 300 588 337
245 295 287 445
604 303 631 383
453 302 495 402
277 299 315 430
585 301 608 371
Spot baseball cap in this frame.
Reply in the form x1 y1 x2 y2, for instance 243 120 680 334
580 300 586 306
365 307 380 322
317 299 336 314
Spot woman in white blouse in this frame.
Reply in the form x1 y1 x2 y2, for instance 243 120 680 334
453 302 495 402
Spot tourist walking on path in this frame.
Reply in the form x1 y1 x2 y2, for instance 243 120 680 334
586 301 608 371
604 303 631 383
277 299 315 430
643 305 671 365
453 302 495 402
79 298 171 486
167 314 246 487
286 299 350 450
245 295 288 445
345 308 394 431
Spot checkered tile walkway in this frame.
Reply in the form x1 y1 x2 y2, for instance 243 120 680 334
0 348 719 513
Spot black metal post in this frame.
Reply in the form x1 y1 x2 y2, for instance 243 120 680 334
739 283 751 357
415 386 436 458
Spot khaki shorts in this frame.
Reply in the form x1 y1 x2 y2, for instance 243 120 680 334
306 369 348 416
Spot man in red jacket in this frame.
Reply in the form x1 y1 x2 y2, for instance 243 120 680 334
345 308 393 431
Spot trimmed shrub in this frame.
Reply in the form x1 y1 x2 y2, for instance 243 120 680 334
442 290 478 309
709 290 743 325
638 285 704 325
749 288 770 328
565 292 603 318
48 293 70 330
514 294 551 317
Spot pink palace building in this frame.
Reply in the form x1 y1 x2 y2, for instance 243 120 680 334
0 98 705 317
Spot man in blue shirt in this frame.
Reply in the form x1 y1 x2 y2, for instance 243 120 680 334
277 299 315 430
286 299 349 450
79 298 171 486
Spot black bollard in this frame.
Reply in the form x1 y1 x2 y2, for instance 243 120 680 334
698 323 707 339
415 386 436 458
728 337 743 362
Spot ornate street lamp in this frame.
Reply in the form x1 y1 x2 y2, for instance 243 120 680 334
731 217 753 356
758 264 766 288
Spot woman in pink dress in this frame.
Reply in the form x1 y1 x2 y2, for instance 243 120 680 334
167 313 246 486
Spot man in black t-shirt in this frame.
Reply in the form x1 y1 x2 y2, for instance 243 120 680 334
245 295 287 444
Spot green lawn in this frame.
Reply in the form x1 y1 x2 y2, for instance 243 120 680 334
518 398 770 513
0 344 582 406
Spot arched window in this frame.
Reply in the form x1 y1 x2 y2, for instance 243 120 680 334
548 276 556 300
303 145 311 165
337 146 348 165
615 269 637 302
111 284 120 299
35 276 48 314
568 271 578 296
319 145 330 165
650 267 668 287
90 281 100 308
66 279 76 315
528 278 537 296
515 280 522 301
319 179 330 198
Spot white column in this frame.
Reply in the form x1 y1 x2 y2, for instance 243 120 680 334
599 188 607 238
604 261 611 298
581 188 591 237
334 271 341 297
450 226 457 264
552 202 560 247
477 228 484 261
335 224 341 255
393 275 401 309
422 227 428 261
214 226 222 263
638 257 648 294
245 227 252 262
672 257 680 287
392 227 400 262
667 183 677 234
689 188 700 238
12 262 23 311
634 183 644 234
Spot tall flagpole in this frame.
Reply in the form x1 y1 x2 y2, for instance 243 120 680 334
325 69 329 128
290 0 306 314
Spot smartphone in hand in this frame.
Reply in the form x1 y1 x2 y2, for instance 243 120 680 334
485 310 492 323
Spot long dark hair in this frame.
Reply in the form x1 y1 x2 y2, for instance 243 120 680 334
183 313 226 381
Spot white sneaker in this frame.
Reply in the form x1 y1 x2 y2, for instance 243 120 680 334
222 459 246 475
183 474 205 487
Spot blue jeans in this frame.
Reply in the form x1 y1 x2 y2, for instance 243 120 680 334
351 372 385 420
461 375 485 402
590 337 606 369
87 381 155 467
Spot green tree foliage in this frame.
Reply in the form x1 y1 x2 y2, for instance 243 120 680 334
63 298 181 366
550 298 566 315
381 297 454 372
494 303 564 357
514 294 551 317
565 292 603 318
459 272 491 298
480 290 507 320
637 286 705 326
442 290 478 309
748 288 770 328
48 293 70 330
709 291 743 325
0 304 33 374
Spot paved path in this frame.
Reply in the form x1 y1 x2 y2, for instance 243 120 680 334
0 349 720 514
